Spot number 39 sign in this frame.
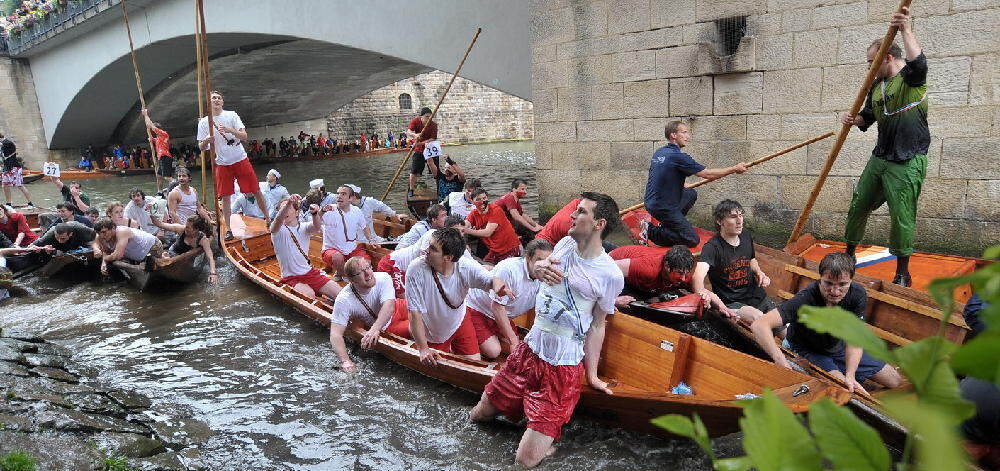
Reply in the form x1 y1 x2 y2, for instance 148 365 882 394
422 140 442 160
43 162 61 177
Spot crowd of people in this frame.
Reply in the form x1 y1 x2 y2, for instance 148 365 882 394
245 129 412 160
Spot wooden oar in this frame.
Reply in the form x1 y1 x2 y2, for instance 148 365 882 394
379 28 482 201
195 0 207 205
195 0 221 224
786 0 913 245
120 0 161 192
616 131 835 215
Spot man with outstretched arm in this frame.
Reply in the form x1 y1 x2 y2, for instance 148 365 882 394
839 7 927 287
329 256 408 372
197 90 269 239
91 218 165 275
751 252 903 394
641 121 746 247
269 195 341 299
470 192 625 468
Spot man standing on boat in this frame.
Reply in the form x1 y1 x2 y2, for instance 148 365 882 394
465 238 553 360
1 132 34 208
839 7 926 287
197 90 269 239
260 169 289 219
691 200 774 324
641 121 746 248
321 185 374 279
389 228 510 363
330 256 408 372
142 109 175 189
270 195 342 300
751 252 903 393
167 167 199 225
406 107 439 197
470 192 624 468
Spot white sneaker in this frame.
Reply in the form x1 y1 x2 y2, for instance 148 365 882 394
638 219 650 246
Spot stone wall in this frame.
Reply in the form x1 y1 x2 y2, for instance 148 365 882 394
325 70 534 144
0 57 61 168
531 0 1000 254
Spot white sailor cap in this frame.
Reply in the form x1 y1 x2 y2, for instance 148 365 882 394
345 184 361 194
267 169 281 179
309 178 324 189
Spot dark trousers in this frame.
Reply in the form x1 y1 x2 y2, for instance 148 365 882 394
647 188 699 248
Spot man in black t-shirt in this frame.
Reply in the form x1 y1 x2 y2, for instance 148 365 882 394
692 199 773 324
751 252 903 394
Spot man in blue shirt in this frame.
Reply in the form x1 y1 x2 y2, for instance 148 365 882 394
642 121 747 247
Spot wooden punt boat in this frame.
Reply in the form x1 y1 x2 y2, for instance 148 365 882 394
111 248 205 291
40 249 98 277
620 208 978 347
21 170 43 184
252 147 408 165
98 168 156 177
223 215 850 439
405 187 438 219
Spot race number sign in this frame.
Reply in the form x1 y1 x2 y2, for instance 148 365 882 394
422 140 442 160
43 162 60 177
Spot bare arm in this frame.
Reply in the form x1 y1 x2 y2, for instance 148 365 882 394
426 157 439 177
409 310 437 366
464 222 498 238
51 176 65 190
750 258 770 288
750 309 790 368
167 190 180 222
361 298 396 349
451 163 465 181
329 323 355 372
843 345 867 394
584 310 613 395
198 235 218 283
490 300 519 349
894 7 921 60
509 208 541 232
692 261 733 314
103 229 132 263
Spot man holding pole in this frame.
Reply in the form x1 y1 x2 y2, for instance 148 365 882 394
406 107 439 198
142 109 174 189
839 7 926 287
641 121 746 248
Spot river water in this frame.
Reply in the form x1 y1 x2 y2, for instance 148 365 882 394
2 142 727 470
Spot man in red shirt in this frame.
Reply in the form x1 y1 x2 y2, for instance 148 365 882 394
142 109 175 189
610 244 694 295
406 107 439 197
0 204 38 246
464 188 522 264
496 178 544 244
534 197 581 246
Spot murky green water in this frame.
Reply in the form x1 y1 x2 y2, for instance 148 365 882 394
2 142 727 470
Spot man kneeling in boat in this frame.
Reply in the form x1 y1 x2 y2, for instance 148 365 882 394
321 185 374 280
466 238 554 360
271 195 342 299
470 192 625 468
751 252 903 393
330 256 406 372
390 228 512 364
92 218 166 276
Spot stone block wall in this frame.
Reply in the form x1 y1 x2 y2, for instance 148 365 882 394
531 0 1000 255
0 57 59 168
325 70 534 145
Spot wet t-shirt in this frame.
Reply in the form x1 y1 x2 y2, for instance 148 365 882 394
858 53 929 162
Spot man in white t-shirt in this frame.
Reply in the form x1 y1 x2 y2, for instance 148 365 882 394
447 178 479 219
329 256 408 372
197 90 269 239
270 194 341 299
123 188 163 237
377 215 466 298
470 192 625 468
321 185 374 279
347 184 404 243
260 169 289 219
388 228 511 364
466 238 553 360
232 192 265 219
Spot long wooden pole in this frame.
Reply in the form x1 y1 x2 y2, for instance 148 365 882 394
121 0 161 192
196 0 220 225
617 131 835 215
195 0 207 205
786 0 913 245
379 28 482 201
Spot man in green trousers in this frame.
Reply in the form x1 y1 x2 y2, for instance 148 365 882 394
839 6 927 287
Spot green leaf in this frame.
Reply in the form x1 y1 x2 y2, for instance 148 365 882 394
893 338 974 422
651 414 715 460
808 398 890 471
927 273 981 319
798 306 895 363
951 332 1000 385
714 456 753 471
983 245 1000 260
739 389 822 471
881 394 971 471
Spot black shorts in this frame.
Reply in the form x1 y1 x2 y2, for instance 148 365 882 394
157 156 175 177
410 154 438 176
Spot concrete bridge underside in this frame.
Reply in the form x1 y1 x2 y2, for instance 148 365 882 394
22 0 530 149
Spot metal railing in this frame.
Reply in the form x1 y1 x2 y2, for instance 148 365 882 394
3 0 106 55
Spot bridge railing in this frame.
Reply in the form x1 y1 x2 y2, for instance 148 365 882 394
3 0 107 55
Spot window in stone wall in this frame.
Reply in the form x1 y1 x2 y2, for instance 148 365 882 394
399 93 412 110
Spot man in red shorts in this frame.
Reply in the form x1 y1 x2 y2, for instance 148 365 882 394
465 238 552 359
390 228 510 364
197 90 269 239
270 195 341 299
470 192 625 468
376 215 466 298
320 185 373 279
534 197 580 246
464 188 522 264
329 256 407 372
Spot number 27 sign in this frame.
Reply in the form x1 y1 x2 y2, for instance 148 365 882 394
43 162 60 177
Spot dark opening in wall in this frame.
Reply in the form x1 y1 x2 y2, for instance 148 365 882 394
399 93 412 110
714 16 747 56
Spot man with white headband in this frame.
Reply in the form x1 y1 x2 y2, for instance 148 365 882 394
260 168 289 219
347 184 404 243
309 178 337 207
